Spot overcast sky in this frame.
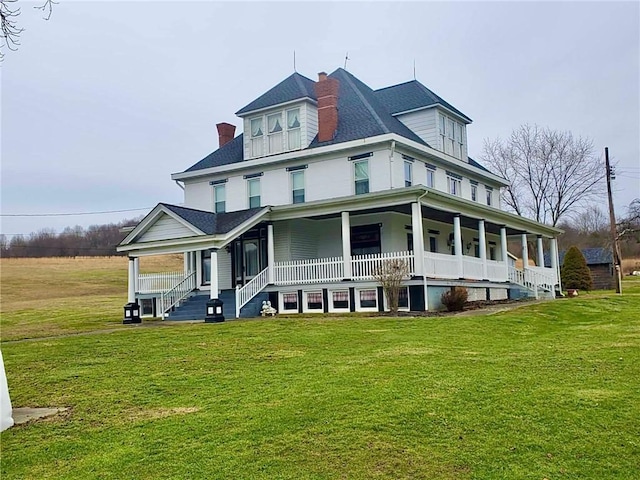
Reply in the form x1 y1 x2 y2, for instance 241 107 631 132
1 0 639 239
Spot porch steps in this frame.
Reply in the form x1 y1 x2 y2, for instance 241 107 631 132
165 290 268 321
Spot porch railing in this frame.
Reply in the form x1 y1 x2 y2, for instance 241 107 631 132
235 267 270 318
424 252 459 279
486 259 507 282
508 266 526 286
526 266 556 293
159 271 196 318
351 251 415 281
138 271 185 294
274 256 344 285
462 256 484 280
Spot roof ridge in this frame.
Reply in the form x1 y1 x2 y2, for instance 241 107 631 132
374 79 418 92
332 69 391 135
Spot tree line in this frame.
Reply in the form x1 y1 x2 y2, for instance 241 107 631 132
0 218 140 258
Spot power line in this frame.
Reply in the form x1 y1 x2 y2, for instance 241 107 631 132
0 207 152 217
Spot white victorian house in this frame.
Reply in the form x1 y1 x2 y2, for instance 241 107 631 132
117 68 562 322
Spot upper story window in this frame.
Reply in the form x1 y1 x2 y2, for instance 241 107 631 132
404 161 413 187
486 186 493 206
213 184 226 213
287 109 301 150
247 178 261 208
291 170 305 204
439 113 465 160
250 118 264 157
426 165 435 188
447 173 462 196
267 113 283 154
354 160 369 195
248 108 302 159
471 184 478 202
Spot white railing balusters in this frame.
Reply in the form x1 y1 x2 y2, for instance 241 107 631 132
159 271 196 318
274 257 344 285
235 267 270 318
137 271 185 293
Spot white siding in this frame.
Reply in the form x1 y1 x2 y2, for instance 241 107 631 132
273 219 318 261
396 109 438 146
305 103 318 146
138 213 197 242
184 178 213 211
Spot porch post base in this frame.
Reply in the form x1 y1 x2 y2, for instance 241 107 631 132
123 302 141 324
204 299 225 323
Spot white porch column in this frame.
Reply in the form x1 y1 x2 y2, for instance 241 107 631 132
190 252 196 274
453 214 463 278
267 223 275 284
183 252 189 274
478 220 487 280
210 249 219 300
341 211 352 279
521 234 529 270
411 202 425 277
550 237 560 290
127 257 136 303
537 235 545 270
500 226 509 280
133 257 140 293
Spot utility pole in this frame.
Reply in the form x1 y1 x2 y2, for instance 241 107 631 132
605 147 623 294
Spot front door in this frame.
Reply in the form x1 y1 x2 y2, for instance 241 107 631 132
232 226 268 286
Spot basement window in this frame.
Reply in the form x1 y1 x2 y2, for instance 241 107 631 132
331 290 350 311
357 289 378 311
304 291 323 312
281 292 298 313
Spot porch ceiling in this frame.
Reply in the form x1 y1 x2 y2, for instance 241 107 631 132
297 204 524 236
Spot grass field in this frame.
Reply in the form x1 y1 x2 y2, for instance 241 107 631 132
1 257 639 479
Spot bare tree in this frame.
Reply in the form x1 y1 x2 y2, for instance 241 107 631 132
481 124 604 226
1 0 56 60
373 258 410 315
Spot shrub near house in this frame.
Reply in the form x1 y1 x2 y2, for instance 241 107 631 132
561 246 593 292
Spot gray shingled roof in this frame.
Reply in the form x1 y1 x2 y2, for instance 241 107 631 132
236 73 316 115
544 247 613 267
374 80 472 122
185 134 244 172
161 203 264 235
468 157 493 174
182 69 497 177
309 68 428 148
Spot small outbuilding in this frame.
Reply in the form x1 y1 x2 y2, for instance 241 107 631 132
547 247 614 290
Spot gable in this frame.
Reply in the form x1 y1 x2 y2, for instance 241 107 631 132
137 212 200 242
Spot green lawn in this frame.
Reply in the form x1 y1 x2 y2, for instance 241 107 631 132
2 282 639 479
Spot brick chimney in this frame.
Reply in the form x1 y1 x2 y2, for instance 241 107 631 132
216 122 236 148
314 72 339 143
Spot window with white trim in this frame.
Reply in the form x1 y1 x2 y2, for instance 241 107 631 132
250 117 263 157
287 108 301 150
330 290 350 311
439 113 465 160
486 186 493 206
447 176 462 196
357 289 378 311
281 292 298 313
305 291 323 312
213 184 226 213
426 167 435 188
248 178 261 208
404 161 413 187
354 160 369 195
267 113 283 154
471 184 477 202
291 170 305 204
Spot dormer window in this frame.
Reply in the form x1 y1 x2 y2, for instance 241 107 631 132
439 113 465 160
250 118 264 157
246 107 304 159
287 108 301 150
267 113 283 154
